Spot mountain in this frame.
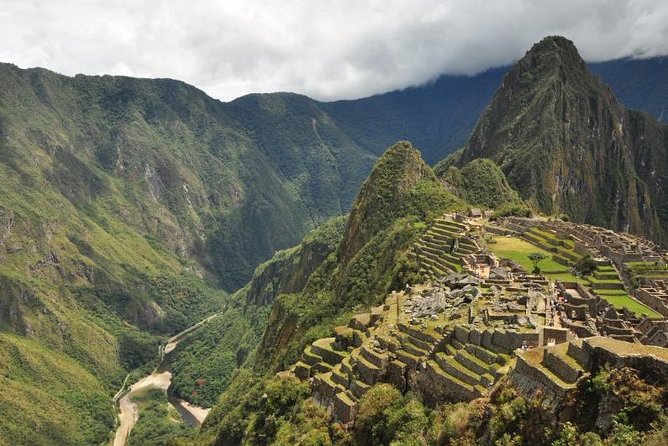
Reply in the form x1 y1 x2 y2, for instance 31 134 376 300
321 56 668 164
1 37 668 445
442 36 668 244
0 63 375 444
0 64 377 291
438 158 522 209
194 141 465 445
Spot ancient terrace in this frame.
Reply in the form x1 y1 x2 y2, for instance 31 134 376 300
287 214 668 423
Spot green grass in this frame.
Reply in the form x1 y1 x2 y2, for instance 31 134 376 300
546 273 590 284
595 294 663 319
588 277 624 284
596 265 616 272
488 236 585 282
594 289 629 296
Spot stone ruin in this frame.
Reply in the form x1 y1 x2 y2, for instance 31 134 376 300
286 214 668 425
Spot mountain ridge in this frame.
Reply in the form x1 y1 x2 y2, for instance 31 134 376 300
445 35 668 244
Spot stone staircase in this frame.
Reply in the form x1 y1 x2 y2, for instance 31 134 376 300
410 217 479 280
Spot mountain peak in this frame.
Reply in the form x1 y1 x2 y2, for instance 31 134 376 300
517 35 586 76
453 36 668 244
528 35 579 56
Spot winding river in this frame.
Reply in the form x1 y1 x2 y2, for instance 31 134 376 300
112 314 219 446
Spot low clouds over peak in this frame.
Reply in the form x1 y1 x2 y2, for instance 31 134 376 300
1 0 666 101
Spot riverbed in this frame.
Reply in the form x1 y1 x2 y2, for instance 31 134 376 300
112 316 218 446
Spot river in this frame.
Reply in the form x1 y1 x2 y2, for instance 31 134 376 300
112 314 219 446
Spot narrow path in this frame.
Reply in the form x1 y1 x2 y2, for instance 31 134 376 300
112 314 220 446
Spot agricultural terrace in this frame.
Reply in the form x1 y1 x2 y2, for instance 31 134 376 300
487 235 662 319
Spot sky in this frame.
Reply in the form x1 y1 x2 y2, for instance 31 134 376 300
0 0 667 102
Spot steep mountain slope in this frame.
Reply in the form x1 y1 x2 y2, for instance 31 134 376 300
0 64 374 444
321 57 668 164
438 158 521 209
195 141 465 445
590 56 668 122
444 36 668 244
169 216 347 407
0 63 376 291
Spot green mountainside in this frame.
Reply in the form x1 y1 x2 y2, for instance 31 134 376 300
186 141 464 444
438 158 521 209
0 63 374 444
169 215 347 407
0 63 376 291
1 35 668 446
443 36 668 244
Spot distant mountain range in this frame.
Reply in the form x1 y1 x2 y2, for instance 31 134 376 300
1 38 667 445
323 54 668 164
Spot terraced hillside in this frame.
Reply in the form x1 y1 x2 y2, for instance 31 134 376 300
492 224 660 318
410 216 479 280
291 278 537 422
512 339 588 409
511 336 668 414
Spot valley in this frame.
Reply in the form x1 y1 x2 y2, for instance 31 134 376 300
0 33 667 446
113 314 217 446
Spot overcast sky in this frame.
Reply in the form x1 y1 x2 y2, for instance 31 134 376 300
0 0 666 101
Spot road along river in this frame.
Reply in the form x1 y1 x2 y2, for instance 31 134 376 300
112 314 219 446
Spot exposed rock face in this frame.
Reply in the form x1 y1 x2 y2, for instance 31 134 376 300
449 36 668 244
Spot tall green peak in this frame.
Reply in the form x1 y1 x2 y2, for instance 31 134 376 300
439 158 521 209
449 36 668 244
338 141 460 266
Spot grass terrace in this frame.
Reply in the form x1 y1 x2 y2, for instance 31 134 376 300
488 236 662 318
624 261 668 279
594 291 662 319
488 236 582 282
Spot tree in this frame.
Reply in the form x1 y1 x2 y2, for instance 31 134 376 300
528 252 547 274
574 255 597 277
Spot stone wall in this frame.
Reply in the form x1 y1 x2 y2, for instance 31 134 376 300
635 288 668 317
510 353 572 411
541 326 569 345
582 337 668 383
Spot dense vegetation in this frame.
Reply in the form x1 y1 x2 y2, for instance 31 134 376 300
438 158 521 209
444 36 668 245
0 61 374 443
1 34 668 446
255 142 464 372
169 216 348 406
193 141 466 444
0 333 115 446
195 364 668 446
127 387 194 446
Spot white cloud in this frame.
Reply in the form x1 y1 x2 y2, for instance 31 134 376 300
0 0 666 101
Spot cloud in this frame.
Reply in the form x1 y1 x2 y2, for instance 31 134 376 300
0 0 666 101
